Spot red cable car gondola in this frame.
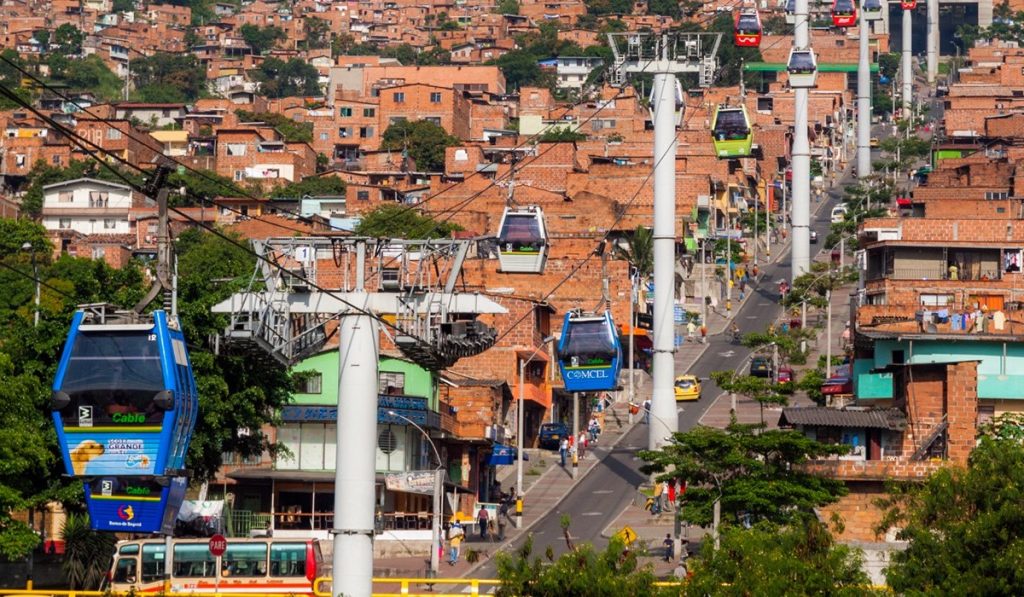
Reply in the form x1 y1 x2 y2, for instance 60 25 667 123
831 0 857 27
901 0 917 8
734 10 762 48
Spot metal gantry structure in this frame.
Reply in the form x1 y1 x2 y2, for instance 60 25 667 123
607 32 722 453
212 237 505 597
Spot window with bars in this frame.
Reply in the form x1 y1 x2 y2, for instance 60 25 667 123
379 372 405 395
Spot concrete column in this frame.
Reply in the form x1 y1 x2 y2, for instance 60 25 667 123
791 0 812 279
857 5 872 180
649 58 680 451
927 0 938 84
902 8 913 113
332 301 380 597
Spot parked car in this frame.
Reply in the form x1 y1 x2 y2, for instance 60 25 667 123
810 230 818 243
674 375 702 401
777 367 795 383
538 423 570 450
749 357 772 378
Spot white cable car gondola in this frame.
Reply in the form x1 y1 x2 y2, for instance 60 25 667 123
785 0 796 24
787 47 818 89
863 0 883 20
497 206 548 273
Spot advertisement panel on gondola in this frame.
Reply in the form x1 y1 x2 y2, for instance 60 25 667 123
85 476 188 534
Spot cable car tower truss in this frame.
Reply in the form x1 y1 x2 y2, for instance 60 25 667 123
606 32 722 89
213 237 505 369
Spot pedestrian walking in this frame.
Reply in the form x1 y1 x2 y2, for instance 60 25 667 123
642 399 651 424
578 431 587 459
497 500 509 540
700 325 707 343
686 320 696 342
477 505 490 540
663 533 675 562
559 438 568 467
667 478 677 510
448 522 464 565
651 481 663 515
588 417 600 443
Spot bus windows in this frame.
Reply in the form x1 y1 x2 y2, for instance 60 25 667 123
223 543 268 577
270 542 307 577
141 543 165 584
113 557 138 585
174 543 216 578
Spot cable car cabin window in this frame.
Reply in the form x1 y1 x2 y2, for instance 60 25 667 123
270 542 307 577
59 331 165 426
562 322 617 366
500 215 544 252
833 0 854 14
737 15 759 32
223 543 268 577
785 0 794 11
714 110 750 140
789 53 815 74
141 544 165 583
864 0 881 9
174 544 216 578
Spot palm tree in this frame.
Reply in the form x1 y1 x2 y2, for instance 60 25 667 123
62 514 117 589
616 226 653 279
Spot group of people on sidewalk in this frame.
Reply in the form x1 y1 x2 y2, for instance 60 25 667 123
644 478 683 516
558 416 602 467
445 491 518 566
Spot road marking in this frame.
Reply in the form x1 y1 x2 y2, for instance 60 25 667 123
718 351 735 357
758 302 772 306
593 490 614 494
745 315 759 319
581 512 603 516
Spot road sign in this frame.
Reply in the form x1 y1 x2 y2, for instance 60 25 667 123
209 534 227 557
614 525 638 545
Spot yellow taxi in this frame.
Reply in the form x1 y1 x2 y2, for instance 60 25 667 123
674 375 702 401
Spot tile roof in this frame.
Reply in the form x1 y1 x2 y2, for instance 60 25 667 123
779 407 907 431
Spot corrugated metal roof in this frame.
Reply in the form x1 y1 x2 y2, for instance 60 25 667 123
779 407 906 431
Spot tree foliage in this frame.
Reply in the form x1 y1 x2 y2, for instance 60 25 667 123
879 438 1024 595
54 24 85 55
353 203 462 239
167 168 239 205
235 110 313 142
537 126 587 142
47 54 124 102
240 23 286 54
380 119 459 172
616 225 653 279
61 514 117 589
685 519 874 596
495 536 668 597
303 17 331 50
132 53 206 103
270 176 347 199
251 58 321 98
639 423 848 527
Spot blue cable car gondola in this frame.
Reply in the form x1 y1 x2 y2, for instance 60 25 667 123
85 476 188 534
557 311 622 393
51 309 199 478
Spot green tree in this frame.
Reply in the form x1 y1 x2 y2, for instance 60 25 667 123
33 29 50 51
240 23 286 54
112 0 135 11
353 203 462 239
166 168 239 205
495 536 668 597
132 53 206 102
647 0 680 19
271 176 347 199
538 126 587 142
61 514 117 589
380 119 459 172
685 519 874 596
584 0 632 16
616 225 653 279
711 369 794 424
54 24 85 55
48 55 124 101
304 16 331 50
639 422 848 527
880 438 1024 595
494 50 545 90
250 58 320 98
234 110 313 142
496 0 519 14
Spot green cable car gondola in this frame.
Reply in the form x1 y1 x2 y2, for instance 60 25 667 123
711 104 753 159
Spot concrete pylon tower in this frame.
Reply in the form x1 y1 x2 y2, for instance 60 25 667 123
857 3 872 179
927 0 938 83
903 7 913 112
605 32 722 450
791 0 812 278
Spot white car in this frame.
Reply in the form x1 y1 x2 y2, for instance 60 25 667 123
830 205 848 224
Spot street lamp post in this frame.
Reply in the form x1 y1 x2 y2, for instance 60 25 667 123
386 410 443 578
21 242 39 327
516 336 554 529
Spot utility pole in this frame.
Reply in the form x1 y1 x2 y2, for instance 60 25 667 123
902 6 913 114
927 0 938 84
628 273 636 424
726 205 732 314
332 245 380 597
607 31 722 452
791 0 812 280
857 1 873 180
571 392 579 478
